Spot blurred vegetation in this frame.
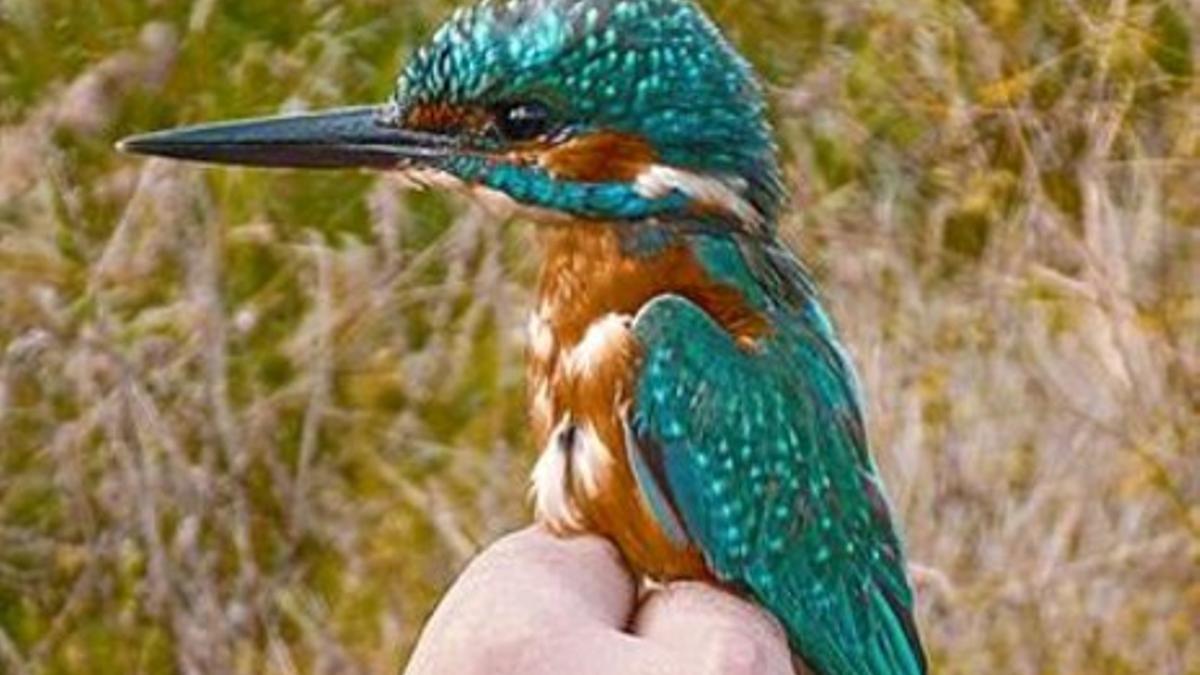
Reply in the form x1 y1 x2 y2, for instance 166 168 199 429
0 0 1196 673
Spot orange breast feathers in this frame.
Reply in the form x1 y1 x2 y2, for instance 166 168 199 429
526 227 766 581
528 310 710 580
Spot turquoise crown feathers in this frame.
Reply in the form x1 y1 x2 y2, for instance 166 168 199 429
389 0 786 230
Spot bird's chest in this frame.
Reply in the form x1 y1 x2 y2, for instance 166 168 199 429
524 227 711 579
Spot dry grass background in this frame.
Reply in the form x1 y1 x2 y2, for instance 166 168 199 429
0 0 1197 673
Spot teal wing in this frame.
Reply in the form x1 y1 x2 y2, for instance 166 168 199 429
628 293 927 675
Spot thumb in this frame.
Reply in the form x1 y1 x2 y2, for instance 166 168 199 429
634 581 797 675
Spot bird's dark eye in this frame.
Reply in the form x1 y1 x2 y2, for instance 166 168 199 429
495 102 554 141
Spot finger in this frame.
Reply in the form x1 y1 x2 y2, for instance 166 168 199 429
490 627 712 675
405 526 637 675
481 525 636 625
635 581 796 675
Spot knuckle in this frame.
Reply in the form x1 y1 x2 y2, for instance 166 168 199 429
488 527 541 557
471 631 543 675
704 629 767 675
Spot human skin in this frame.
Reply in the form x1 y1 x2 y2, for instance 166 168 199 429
404 526 797 675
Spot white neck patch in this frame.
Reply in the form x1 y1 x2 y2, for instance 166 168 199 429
633 164 764 232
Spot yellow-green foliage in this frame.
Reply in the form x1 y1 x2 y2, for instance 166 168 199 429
0 0 1196 673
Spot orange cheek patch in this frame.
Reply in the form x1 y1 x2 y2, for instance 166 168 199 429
537 131 658 183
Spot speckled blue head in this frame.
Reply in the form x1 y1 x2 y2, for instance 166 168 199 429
119 0 784 233
389 0 785 231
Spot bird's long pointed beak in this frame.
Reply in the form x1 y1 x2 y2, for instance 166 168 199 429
116 105 454 170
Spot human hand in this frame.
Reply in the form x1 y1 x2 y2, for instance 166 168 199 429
404 526 796 675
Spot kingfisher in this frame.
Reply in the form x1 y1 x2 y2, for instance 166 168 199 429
119 0 928 672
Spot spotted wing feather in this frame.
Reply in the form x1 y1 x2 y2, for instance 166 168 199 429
628 294 927 675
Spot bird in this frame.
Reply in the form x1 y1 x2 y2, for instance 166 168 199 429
119 0 928 673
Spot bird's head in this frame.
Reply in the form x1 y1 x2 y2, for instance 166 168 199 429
120 0 784 234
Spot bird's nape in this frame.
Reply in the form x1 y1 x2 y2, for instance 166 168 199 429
117 105 456 171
